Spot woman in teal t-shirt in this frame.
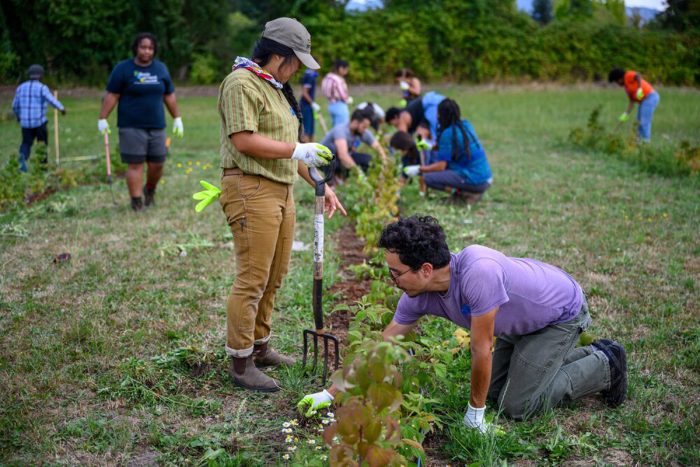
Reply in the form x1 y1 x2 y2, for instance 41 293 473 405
403 99 492 202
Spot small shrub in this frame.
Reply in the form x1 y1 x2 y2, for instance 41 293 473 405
569 107 699 178
0 153 116 212
325 341 414 466
190 53 221 85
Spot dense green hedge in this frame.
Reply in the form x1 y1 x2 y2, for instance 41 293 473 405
1 0 698 86
305 3 700 85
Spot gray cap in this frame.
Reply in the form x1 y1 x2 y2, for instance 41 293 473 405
262 17 320 70
28 64 44 79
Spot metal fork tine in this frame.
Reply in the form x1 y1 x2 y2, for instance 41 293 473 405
322 336 330 385
312 332 319 372
302 330 309 368
332 336 340 371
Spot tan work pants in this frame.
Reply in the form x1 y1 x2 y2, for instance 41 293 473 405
219 173 295 357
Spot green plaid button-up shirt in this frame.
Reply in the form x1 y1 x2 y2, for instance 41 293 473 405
218 68 299 184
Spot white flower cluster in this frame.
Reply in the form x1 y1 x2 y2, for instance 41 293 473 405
279 416 332 463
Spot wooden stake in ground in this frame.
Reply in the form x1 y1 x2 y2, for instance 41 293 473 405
316 109 328 134
53 90 60 165
103 131 117 205
419 148 427 197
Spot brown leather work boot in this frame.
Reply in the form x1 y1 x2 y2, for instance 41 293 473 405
253 342 296 368
228 356 280 392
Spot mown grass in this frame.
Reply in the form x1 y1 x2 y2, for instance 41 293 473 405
1 85 699 465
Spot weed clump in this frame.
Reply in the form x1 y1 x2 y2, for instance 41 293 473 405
569 106 700 178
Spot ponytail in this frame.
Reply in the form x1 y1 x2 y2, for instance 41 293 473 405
282 83 303 141
437 99 470 161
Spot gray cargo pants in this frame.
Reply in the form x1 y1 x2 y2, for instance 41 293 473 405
487 300 611 420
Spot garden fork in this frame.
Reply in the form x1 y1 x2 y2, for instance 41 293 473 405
302 158 340 386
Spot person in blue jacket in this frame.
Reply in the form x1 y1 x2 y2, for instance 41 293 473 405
12 64 65 172
402 99 492 202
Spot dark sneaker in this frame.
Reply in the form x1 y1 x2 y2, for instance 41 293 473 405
144 186 156 207
592 339 627 407
18 155 28 173
229 357 280 392
131 196 144 212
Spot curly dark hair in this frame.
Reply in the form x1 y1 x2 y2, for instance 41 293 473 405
131 32 158 57
608 68 625 83
379 215 451 270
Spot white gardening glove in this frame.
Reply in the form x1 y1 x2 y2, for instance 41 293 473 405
173 117 184 138
403 165 421 177
636 87 644 100
312 102 321 113
399 80 410 91
292 143 333 167
297 389 333 417
98 119 110 135
463 404 488 434
347 96 354 105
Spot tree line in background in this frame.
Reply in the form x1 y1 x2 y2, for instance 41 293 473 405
0 0 698 86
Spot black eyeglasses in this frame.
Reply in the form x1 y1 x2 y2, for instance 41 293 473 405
388 267 413 282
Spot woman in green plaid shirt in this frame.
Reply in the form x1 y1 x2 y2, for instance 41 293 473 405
217 18 346 392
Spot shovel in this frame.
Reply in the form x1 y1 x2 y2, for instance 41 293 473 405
302 158 340 386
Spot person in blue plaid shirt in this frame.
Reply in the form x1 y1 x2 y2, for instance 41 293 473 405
12 64 65 172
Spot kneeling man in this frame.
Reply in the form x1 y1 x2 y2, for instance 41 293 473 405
299 215 627 432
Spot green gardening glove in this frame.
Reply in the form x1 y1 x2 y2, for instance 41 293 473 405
415 138 433 151
192 180 221 212
297 390 334 417
636 88 644 100
618 112 629 123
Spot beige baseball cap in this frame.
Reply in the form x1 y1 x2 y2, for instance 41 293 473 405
262 17 320 70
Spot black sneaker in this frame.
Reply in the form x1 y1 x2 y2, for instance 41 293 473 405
144 186 156 207
592 339 627 407
131 196 144 212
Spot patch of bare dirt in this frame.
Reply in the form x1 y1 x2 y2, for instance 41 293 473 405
326 223 372 350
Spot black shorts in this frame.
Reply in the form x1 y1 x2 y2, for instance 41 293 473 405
119 127 167 164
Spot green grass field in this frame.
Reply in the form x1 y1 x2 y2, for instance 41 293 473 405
1 85 699 465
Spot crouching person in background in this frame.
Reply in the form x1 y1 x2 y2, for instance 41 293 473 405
399 99 492 204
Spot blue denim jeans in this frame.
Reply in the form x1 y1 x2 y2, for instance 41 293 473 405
637 91 659 142
300 101 314 139
488 300 611 420
328 101 349 128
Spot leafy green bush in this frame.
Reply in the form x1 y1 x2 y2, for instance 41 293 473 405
3 0 698 85
326 341 412 466
189 53 220 85
0 150 117 211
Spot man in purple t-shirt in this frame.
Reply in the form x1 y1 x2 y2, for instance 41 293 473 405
299 215 628 433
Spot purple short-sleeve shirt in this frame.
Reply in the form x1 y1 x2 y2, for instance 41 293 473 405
393 245 584 337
